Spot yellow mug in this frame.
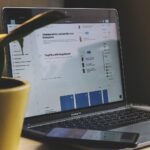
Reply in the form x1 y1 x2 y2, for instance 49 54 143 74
0 77 30 150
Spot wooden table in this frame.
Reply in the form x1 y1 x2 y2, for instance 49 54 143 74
19 137 150 150
19 137 49 150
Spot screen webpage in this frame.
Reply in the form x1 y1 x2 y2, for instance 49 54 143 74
7 22 123 117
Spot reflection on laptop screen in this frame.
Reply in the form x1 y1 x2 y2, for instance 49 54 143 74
6 8 123 117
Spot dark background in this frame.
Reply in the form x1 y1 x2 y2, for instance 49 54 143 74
64 0 150 105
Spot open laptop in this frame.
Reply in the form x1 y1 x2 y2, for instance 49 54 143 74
2 7 150 148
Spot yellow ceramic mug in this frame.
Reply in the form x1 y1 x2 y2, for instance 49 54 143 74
0 77 30 150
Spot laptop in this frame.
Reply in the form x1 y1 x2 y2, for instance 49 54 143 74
2 7 150 148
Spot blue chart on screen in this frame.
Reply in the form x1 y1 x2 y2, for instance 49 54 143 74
60 90 109 111
90 91 102 106
103 89 109 104
60 95 74 111
75 93 89 109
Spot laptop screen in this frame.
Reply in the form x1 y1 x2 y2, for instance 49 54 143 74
3 8 124 117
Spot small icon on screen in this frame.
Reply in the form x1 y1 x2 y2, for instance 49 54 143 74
10 20 16 24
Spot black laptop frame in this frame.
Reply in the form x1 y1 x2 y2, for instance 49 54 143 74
2 7 127 135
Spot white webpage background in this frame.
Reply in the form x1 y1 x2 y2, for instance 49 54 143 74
8 23 123 117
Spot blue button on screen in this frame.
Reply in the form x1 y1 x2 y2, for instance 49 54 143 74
60 95 74 111
75 93 89 109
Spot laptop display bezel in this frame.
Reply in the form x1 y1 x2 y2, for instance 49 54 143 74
2 7 127 124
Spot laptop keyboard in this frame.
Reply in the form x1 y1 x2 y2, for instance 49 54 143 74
30 108 150 133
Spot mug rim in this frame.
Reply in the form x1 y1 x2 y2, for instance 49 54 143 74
0 77 30 92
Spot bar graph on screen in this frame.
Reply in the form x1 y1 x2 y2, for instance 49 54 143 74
60 89 109 111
